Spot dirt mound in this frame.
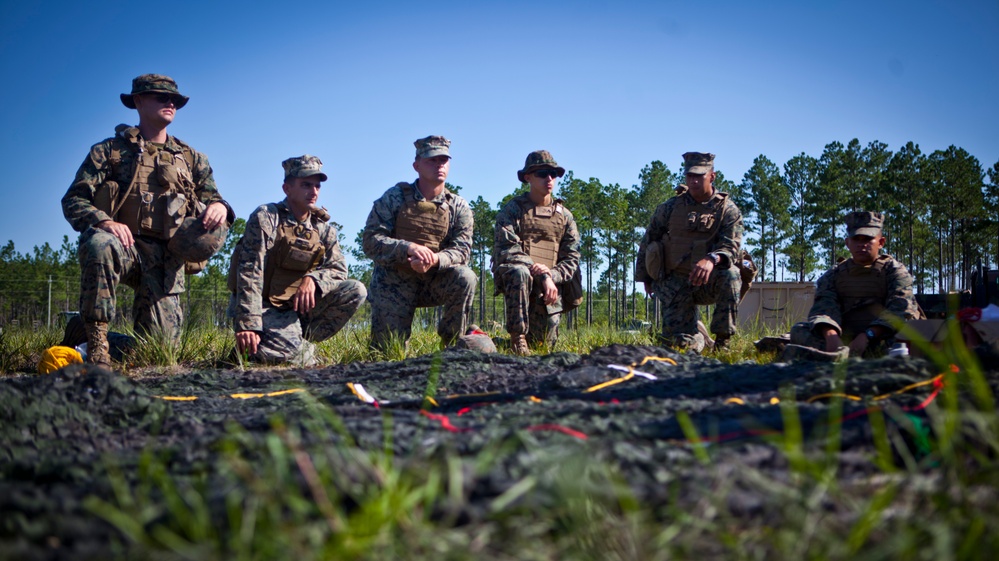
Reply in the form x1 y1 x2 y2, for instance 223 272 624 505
0 345 987 559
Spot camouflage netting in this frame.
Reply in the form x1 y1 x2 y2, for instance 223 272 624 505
1 345 996 559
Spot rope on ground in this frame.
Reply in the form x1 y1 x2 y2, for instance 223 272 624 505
526 424 588 440
156 388 307 401
584 355 677 393
805 374 945 404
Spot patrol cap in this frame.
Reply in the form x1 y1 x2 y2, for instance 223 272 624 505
168 217 229 262
517 150 566 183
120 74 189 109
415 135 451 159
682 152 715 175
845 211 884 238
282 155 328 182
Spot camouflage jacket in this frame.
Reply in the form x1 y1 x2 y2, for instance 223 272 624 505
806 255 921 337
492 194 581 285
634 189 743 282
230 200 349 333
61 124 231 233
361 181 473 270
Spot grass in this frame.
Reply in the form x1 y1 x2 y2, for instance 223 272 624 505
1 311 780 375
7 309 999 558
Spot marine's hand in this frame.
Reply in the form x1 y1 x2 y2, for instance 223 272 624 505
823 329 843 352
529 263 551 277
848 333 869 356
407 244 439 273
292 276 317 314
688 258 714 287
97 220 134 248
235 330 260 356
542 275 558 306
201 202 227 230
643 281 652 295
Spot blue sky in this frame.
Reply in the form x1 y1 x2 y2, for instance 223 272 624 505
1 0 996 265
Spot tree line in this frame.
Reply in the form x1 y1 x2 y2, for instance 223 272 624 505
4 138 996 328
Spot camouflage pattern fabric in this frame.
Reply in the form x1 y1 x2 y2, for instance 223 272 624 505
77 229 184 340
62 126 232 341
648 267 742 353
634 190 743 283
62 127 229 242
493 194 581 345
362 182 475 348
495 264 562 347
635 185 744 353
790 255 921 355
367 264 476 349
229 200 366 363
241 280 366 365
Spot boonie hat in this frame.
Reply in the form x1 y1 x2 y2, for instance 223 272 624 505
683 152 715 175
517 150 566 183
415 135 451 159
282 155 328 182
845 211 884 238
121 74 189 109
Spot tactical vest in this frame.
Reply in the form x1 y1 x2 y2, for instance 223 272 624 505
662 192 727 276
93 125 199 240
262 212 327 308
833 255 890 336
518 198 567 270
393 183 451 252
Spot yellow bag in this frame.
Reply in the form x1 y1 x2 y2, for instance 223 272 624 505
38 346 84 374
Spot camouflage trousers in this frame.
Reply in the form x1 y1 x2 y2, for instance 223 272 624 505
241 279 367 365
496 264 562 347
650 266 741 353
368 264 476 350
77 228 185 342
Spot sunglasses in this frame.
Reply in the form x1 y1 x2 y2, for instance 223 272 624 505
532 169 559 179
146 93 182 106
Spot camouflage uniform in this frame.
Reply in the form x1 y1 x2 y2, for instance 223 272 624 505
362 136 476 349
228 204 365 364
61 75 232 344
790 211 922 356
493 151 581 348
635 152 743 353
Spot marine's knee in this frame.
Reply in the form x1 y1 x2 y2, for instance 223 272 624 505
341 279 367 302
79 230 118 264
717 266 741 286
449 266 477 293
789 321 814 345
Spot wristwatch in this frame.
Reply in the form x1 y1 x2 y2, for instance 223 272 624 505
865 328 878 342
707 253 720 265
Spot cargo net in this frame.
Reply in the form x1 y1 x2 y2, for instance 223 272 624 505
1 344 991 558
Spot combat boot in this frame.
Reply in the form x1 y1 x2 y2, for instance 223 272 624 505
85 321 112 367
510 334 530 356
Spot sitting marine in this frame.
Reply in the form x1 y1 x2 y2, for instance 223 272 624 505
786 210 923 360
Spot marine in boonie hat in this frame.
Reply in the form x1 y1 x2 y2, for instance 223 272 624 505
517 150 566 183
120 74 189 109
682 152 715 175
414 135 451 159
845 211 884 238
282 155 328 182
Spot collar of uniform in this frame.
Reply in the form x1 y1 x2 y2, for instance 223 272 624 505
277 199 314 228
516 192 563 209
411 180 451 203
